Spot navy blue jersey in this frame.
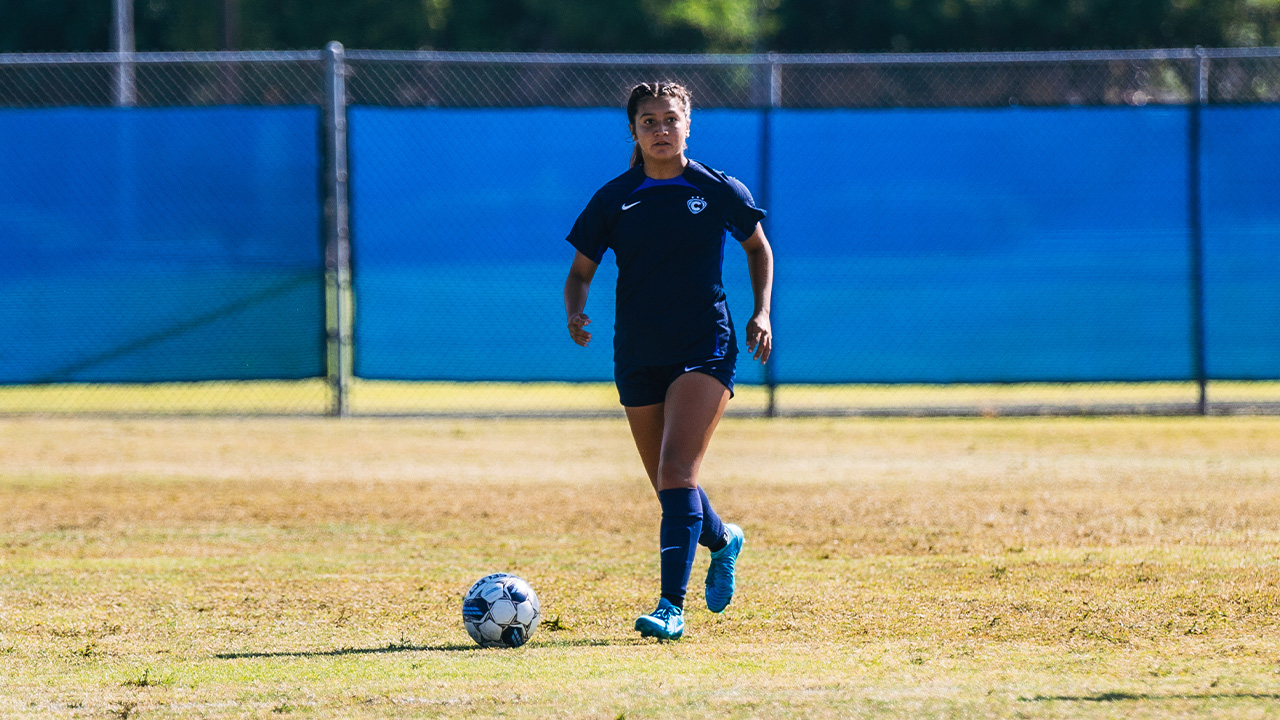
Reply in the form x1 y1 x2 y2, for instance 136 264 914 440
567 159 766 365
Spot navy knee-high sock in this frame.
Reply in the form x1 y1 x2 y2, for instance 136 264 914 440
697 486 727 552
657 488 703 609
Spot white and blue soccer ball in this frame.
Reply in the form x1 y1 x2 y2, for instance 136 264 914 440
462 573 541 648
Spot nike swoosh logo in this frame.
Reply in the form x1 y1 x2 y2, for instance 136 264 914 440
661 546 682 553
621 201 641 210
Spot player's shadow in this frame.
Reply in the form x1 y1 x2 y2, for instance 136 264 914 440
215 644 474 659
1022 692 1280 703
215 638 616 659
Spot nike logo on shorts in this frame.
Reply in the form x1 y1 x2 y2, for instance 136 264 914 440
621 201 641 210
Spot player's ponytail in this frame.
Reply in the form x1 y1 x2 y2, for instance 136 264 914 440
626 81 692 168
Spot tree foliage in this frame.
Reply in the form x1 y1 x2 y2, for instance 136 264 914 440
773 0 1280 52
2 0 1277 53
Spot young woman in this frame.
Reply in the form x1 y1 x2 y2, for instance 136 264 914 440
563 81 774 641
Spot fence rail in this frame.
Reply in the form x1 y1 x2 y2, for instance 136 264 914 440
2 47 1278 417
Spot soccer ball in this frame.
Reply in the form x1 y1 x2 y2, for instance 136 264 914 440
461 573 541 648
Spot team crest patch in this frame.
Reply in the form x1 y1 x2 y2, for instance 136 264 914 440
687 196 707 214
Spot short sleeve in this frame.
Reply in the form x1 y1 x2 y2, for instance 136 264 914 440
566 192 609 264
724 175 767 243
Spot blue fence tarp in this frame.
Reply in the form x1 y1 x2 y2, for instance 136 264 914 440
348 107 765 383
769 107 1192 383
4 105 1277 386
1202 105 1280 380
350 105 1277 384
0 107 324 383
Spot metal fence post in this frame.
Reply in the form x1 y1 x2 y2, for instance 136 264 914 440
112 0 136 106
1189 47 1208 415
324 41 353 417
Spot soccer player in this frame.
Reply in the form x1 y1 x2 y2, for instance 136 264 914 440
563 81 774 640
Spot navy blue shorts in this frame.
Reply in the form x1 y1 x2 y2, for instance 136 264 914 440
614 354 737 407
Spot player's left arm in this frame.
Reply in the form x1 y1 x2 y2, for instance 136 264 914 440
740 223 773 364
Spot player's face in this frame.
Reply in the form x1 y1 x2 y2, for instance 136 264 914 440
630 96 690 164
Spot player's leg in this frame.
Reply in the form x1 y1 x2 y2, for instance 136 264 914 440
655 370 730 491
628 408 729 637
624 402 664 494
629 401 727 551
629 401 694 640
659 371 743 614
661 371 731 551
633 371 730 639
656 372 727 601
622 373 689 639
697 487 727 551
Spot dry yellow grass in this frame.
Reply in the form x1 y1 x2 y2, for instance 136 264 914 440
2 379 1278 416
2 416 1280 718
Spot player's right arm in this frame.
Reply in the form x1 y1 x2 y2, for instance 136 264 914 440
564 250 598 346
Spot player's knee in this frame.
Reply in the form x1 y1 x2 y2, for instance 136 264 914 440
656 463 698 490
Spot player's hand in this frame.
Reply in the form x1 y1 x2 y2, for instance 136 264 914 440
746 311 772 363
568 312 592 346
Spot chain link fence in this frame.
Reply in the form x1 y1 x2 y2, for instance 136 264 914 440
2 47 1279 416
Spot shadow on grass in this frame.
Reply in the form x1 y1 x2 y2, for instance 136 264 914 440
215 638 617 659
1023 692 1280 703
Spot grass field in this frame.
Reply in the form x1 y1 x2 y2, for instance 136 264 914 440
3 379 1280 416
3 415 1280 718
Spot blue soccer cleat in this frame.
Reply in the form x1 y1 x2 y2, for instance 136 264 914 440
635 598 685 641
705 523 744 613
